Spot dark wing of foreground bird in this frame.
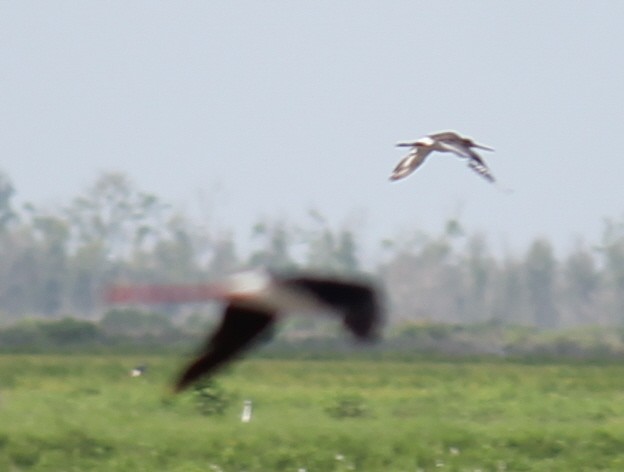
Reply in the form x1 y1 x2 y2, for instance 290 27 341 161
285 277 382 340
174 276 382 391
174 305 274 392
389 146 432 181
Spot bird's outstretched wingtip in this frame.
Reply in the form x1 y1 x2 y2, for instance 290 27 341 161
172 363 201 393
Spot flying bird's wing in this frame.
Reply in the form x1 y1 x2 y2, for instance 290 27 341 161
428 131 462 141
435 140 473 158
285 277 382 340
389 147 432 181
467 158 495 183
338 284 381 340
435 137 496 183
174 305 274 391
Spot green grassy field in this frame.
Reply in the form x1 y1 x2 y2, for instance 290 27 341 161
2 355 624 471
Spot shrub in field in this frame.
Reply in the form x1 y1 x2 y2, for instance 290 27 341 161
39 318 100 345
4 430 114 470
100 308 175 338
8 441 41 468
0 318 100 350
325 393 370 419
395 322 461 341
0 320 45 347
191 378 232 416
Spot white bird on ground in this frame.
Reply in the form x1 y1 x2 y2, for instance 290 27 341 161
390 130 496 183
130 365 147 377
173 271 382 392
241 400 253 422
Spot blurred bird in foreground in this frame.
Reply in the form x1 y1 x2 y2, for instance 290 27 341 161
173 271 382 392
390 130 496 183
105 271 383 392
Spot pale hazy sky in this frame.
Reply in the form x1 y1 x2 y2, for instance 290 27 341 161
2 2 623 257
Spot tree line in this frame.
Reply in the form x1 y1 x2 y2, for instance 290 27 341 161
1 169 624 329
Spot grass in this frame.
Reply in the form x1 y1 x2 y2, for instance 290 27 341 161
2 355 624 470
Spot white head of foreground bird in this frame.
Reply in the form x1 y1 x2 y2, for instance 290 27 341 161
390 130 496 183
172 271 383 392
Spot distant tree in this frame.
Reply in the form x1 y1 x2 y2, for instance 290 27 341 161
0 170 17 231
379 229 462 324
66 172 169 258
68 243 104 315
31 213 70 314
562 244 601 325
461 234 494 323
140 213 200 282
207 234 239 277
7 167 624 333
599 217 624 323
444 218 464 238
334 230 360 273
62 172 172 313
306 228 337 271
491 256 528 325
304 210 361 274
0 236 38 315
525 239 559 329
248 220 297 271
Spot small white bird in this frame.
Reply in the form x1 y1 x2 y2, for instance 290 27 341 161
390 130 495 183
241 400 253 422
130 365 147 377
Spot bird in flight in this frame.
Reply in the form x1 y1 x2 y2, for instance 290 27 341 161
173 271 382 391
389 130 496 183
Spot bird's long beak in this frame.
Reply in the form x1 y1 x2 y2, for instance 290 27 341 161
473 143 494 151
395 141 418 147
